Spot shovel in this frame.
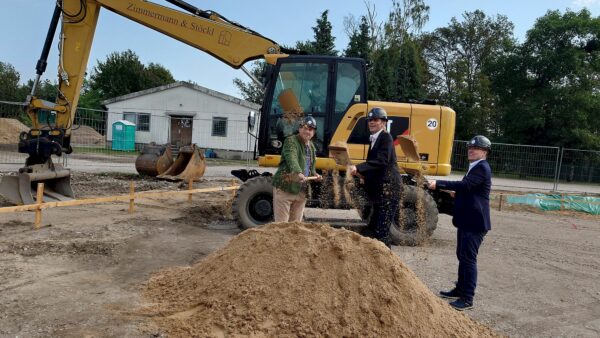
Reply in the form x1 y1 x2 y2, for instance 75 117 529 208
328 141 351 166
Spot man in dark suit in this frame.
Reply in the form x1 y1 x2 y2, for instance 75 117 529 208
349 107 401 248
427 135 493 311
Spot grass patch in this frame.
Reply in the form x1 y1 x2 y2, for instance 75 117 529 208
72 146 140 156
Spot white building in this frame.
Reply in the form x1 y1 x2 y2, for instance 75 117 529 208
102 81 260 159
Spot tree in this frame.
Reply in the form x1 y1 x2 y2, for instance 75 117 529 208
0 62 21 101
368 0 430 102
313 10 337 56
384 0 430 46
492 9 600 149
89 49 174 101
144 62 175 89
233 61 265 104
345 16 371 61
422 10 515 139
17 79 58 102
295 10 338 55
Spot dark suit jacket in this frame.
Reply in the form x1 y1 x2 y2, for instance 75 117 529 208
356 130 401 203
436 160 492 233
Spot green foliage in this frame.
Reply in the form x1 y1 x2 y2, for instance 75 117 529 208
312 10 337 56
384 0 430 45
233 61 266 104
0 62 21 101
345 16 371 61
369 38 425 102
491 9 600 150
422 10 515 140
144 62 176 88
89 50 175 103
295 10 338 55
19 79 58 101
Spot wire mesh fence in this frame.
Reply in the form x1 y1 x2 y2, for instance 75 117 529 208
452 140 562 191
1 101 599 192
0 101 256 166
555 149 600 191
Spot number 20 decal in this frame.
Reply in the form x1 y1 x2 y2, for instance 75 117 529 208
427 118 438 130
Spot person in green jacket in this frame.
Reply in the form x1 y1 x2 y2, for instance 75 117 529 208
272 116 321 222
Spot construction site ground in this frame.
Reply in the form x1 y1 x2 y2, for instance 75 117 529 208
0 170 599 337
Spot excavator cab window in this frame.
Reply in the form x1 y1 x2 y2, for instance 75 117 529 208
267 62 329 155
259 57 367 158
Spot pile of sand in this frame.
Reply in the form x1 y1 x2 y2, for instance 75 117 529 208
0 118 105 145
0 118 28 144
142 222 500 337
70 125 105 145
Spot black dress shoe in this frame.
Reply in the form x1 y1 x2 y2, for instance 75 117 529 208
439 288 461 299
449 298 473 311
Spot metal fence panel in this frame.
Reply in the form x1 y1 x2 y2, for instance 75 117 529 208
556 148 600 188
451 140 560 191
2 101 599 193
0 101 256 167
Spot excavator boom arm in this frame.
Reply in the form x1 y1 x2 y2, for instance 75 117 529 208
25 0 283 159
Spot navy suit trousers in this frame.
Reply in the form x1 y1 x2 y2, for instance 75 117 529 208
368 198 399 248
456 228 487 302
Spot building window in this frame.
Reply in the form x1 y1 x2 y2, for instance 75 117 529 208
212 117 227 137
123 112 151 131
137 114 150 131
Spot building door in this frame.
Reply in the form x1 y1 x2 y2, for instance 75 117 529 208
170 116 193 147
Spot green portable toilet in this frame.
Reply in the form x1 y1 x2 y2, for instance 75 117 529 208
112 120 136 151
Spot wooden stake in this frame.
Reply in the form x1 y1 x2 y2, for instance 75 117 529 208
498 193 503 211
188 177 193 203
560 193 564 211
129 181 135 214
34 183 44 229
231 179 236 199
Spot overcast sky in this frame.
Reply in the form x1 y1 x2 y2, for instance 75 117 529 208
1 0 599 98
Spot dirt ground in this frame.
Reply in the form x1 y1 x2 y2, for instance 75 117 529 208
0 173 599 337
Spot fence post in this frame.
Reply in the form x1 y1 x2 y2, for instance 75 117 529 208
553 148 564 192
498 193 503 211
34 183 44 229
188 177 193 203
231 179 236 199
129 181 135 213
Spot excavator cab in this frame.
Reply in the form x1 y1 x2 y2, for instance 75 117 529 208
258 56 367 160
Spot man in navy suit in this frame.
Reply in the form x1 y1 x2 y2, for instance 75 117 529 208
349 107 401 248
427 135 492 311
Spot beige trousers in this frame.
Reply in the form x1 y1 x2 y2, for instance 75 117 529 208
273 187 306 222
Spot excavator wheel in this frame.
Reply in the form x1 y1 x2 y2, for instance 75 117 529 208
359 185 438 246
232 176 273 230
390 185 438 246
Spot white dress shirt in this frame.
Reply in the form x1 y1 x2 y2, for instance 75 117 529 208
467 159 483 175
369 129 384 149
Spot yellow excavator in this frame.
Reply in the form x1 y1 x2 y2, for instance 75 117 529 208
0 0 456 245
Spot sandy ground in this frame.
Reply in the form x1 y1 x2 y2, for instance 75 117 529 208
0 173 599 337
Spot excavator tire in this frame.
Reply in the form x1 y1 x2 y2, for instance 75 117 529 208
390 185 438 246
232 176 274 230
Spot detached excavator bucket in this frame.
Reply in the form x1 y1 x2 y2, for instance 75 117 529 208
0 162 74 205
156 144 206 182
135 143 174 177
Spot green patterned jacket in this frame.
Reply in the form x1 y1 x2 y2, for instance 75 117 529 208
271 134 317 195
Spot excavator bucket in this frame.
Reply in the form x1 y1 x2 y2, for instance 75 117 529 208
135 143 174 177
0 162 74 205
156 144 206 182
